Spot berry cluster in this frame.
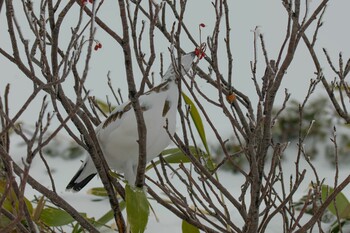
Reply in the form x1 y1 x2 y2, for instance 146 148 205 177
195 23 206 59
195 42 206 60
94 42 102 51
195 46 206 59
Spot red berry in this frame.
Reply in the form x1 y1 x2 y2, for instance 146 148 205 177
94 45 99 51
194 47 205 59
98 43 102 48
89 0 93 3
195 47 200 56
199 23 206 28
226 93 236 104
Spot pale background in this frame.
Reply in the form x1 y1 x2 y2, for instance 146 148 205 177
1 1 350 232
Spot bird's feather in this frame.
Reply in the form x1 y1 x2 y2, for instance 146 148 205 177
66 52 196 191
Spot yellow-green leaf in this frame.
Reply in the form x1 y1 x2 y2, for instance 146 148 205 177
87 187 108 197
146 146 205 171
93 201 125 229
182 92 215 170
321 184 350 219
0 179 33 214
126 185 149 233
87 186 123 201
40 206 75 226
33 196 45 221
182 220 200 233
96 99 116 114
182 93 209 154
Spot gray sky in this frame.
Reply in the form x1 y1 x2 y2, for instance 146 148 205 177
1 1 349 140
1 1 350 231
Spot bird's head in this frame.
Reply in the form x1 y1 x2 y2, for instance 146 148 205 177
179 52 196 74
175 43 207 75
163 44 206 80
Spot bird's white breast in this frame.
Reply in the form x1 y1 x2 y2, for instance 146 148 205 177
95 80 179 174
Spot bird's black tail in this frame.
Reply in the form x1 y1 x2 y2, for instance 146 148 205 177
66 162 97 192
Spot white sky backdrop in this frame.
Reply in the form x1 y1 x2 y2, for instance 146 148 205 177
1 1 350 138
1 1 350 232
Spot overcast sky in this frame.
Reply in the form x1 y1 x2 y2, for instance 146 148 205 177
1 1 350 231
1 1 350 140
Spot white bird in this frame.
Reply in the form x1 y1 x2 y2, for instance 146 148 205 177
66 52 196 191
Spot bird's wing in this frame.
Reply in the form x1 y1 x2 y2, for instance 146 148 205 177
96 80 170 131
95 79 173 142
96 96 153 137
95 100 133 136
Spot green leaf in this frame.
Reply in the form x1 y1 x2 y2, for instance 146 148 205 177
109 171 124 180
182 220 200 233
182 92 209 154
71 202 125 232
87 187 108 197
72 222 81 233
40 206 75 226
0 179 33 227
146 146 204 171
33 196 45 221
96 99 115 113
126 185 149 233
330 219 347 233
0 179 33 214
321 185 350 219
94 201 126 228
182 92 215 170
162 148 192 163
95 210 115 228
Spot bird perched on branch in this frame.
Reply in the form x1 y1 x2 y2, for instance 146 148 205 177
66 50 202 192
